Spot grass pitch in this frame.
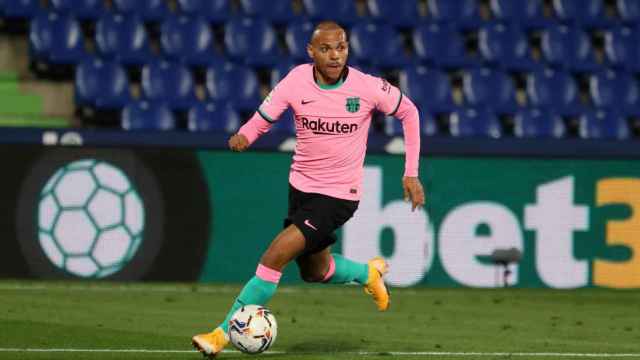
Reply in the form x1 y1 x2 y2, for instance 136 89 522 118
0 281 639 360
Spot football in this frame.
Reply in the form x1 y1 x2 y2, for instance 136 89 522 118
228 305 277 354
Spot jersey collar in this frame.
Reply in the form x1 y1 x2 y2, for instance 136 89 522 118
313 65 348 90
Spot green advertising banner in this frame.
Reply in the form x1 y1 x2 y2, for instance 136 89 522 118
198 151 640 289
2 146 639 289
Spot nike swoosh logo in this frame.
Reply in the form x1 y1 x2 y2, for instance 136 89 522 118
304 219 318 231
301 100 315 105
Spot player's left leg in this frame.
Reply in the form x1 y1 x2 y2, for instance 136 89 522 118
296 245 390 311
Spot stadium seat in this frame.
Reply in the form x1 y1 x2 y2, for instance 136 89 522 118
589 70 639 111
270 59 298 88
513 108 566 138
224 17 280 67
29 13 87 66
449 108 502 138
176 0 231 24
206 63 261 112
478 23 537 71
285 20 314 62
161 16 221 67
50 0 106 20
350 22 410 68
122 101 176 131
0 0 41 20
604 26 640 72
551 0 611 28
417 105 439 136
271 109 296 134
489 0 548 29
188 101 241 133
141 61 198 111
428 0 482 29
240 0 295 25
618 0 640 24
412 23 470 69
463 68 518 113
383 109 438 136
75 58 131 110
579 109 630 140
95 14 155 66
302 0 359 26
526 68 581 115
112 0 169 22
540 25 599 72
368 0 420 28
399 66 455 113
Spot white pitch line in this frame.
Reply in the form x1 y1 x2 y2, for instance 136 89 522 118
0 348 639 357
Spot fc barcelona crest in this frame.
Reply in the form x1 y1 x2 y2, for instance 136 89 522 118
346 97 360 113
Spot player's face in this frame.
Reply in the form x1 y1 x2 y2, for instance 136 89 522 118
307 29 349 84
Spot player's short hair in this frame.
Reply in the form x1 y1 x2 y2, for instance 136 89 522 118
310 21 347 43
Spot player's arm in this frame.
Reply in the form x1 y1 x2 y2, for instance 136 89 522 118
229 76 292 152
373 77 425 211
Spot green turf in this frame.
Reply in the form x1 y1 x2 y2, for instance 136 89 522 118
0 281 639 360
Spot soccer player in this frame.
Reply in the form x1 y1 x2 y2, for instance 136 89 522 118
192 21 424 357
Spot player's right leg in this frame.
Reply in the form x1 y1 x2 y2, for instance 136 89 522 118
192 225 306 358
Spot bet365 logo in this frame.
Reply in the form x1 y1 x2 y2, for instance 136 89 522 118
343 167 640 289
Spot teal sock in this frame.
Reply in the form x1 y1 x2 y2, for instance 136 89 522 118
218 276 278 333
326 254 369 285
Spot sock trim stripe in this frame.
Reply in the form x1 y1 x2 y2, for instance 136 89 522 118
322 255 336 282
256 264 282 284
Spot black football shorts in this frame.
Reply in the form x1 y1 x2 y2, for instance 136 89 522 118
284 184 359 255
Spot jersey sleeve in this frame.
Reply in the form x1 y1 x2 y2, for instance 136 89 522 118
256 73 292 123
370 76 403 116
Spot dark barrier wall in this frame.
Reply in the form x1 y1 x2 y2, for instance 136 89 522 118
2 144 640 289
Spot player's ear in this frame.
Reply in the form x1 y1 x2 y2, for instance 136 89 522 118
306 43 314 60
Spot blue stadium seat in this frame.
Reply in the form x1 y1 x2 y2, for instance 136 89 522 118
29 13 87 66
412 23 470 69
526 69 581 115
540 25 599 72
161 16 221 67
551 0 611 28
0 0 41 19
368 0 420 28
428 0 482 29
206 63 261 112
240 0 295 25
604 26 640 72
302 0 359 26
478 23 537 71
489 0 548 29
271 109 296 134
188 101 241 133
350 22 410 68
224 17 280 67
285 20 314 62
96 14 155 66
618 0 640 24
141 61 198 111
399 65 455 113
463 68 518 113
177 0 231 24
112 0 169 22
589 70 639 111
417 105 439 136
449 107 502 138
122 101 176 131
75 58 131 110
513 108 566 138
50 0 106 20
579 109 630 140
270 59 298 88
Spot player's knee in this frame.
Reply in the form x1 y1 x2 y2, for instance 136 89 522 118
299 270 324 283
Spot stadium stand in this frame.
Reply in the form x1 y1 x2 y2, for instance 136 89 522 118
0 0 639 139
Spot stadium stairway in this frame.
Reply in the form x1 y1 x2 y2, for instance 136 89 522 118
0 33 72 127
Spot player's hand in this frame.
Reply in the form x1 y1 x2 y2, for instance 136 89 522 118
228 134 250 152
402 176 425 212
